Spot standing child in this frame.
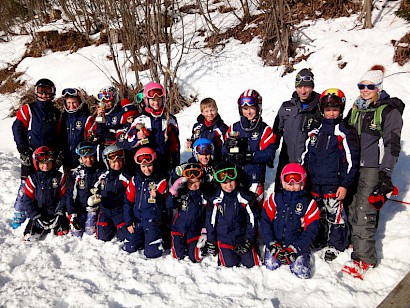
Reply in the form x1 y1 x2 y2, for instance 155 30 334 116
205 161 260 268
223 89 276 210
187 98 228 162
123 147 169 258
87 144 130 241
301 88 359 261
261 163 320 279
63 141 101 237
22 146 69 241
167 163 207 262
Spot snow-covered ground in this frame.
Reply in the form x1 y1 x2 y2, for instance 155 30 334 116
0 1 409 307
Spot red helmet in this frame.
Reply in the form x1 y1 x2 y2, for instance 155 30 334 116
32 146 55 170
319 88 346 115
134 147 157 165
280 163 307 187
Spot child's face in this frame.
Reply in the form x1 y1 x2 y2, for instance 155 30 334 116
65 97 80 111
81 155 95 168
39 161 53 172
187 178 201 191
141 163 154 176
220 179 236 193
241 106 257 120
323 107 341 119
126 116 135 124
197 153 211 165
201 106 217 122
282 180 303 192
108 157 123 170
148 96 163 110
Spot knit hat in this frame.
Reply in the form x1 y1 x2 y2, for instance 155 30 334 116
359 65 385 92
120 98 139 124
295 68 314 88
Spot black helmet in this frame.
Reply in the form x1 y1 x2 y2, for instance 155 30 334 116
35 78 56 99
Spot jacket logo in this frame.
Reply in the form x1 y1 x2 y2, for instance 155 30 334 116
310 135 317 146
111 116 118 124
218 204 223 215
100 180 105 191
52 178 58 188
79 179 86 189
118 133 125 142
76 121 82 129
181 199 188 211
251 131 259 139
296 203 303 214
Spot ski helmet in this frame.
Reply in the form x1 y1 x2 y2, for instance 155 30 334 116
134 147 157 165
102 144 124 169
192 138 214 162
143 82 165 116
280 163 307 188
237 89 262 131
96 86 119 110
62 88 84 113
32 146 55 170
319 88 346 115
35 78 56 100
120 98 139 124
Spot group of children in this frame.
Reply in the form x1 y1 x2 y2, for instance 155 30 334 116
10 67 403 280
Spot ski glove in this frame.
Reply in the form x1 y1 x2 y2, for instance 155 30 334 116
368 171 394 210
277 245 297 265
234 240 252 255
33 214 52 230
196 232 207 249
68 213 81 231
17 145 32 166
268 241 282 259
169 177 187 197
206 242 218 256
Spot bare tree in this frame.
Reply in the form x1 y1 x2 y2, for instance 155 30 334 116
363 0 373 29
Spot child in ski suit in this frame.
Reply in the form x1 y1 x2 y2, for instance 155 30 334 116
223 89 276 210
261 163 320 279
205 161 260 268
187 98 228 162
123 147 169 258
88 144 130 241
22 146 69 241
167 163 207 262
63 141 101 237
11 78 63 229
301 88 359 261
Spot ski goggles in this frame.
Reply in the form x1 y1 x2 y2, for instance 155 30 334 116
135 90 144 104
146 88 164 99
281 172 304 184
36 85 54 95
75 145 96 157
214 167 237 183
106 150 125 161
34 151 54 163
62 88 80 98
96 91 114 102
194 143 214 155
238 96 256 107
295 75 314 86
182 166 203 179
321 95 345 107
135 152 155 165
357 83 379 90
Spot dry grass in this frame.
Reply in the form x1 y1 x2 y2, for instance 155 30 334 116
393 32 410 66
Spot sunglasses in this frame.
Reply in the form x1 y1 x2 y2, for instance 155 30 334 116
75 146 96 157
194 143 214 155
282 172 303 184
135 153 155 165
96 91 114 102
357 83 379 90
295 75 314 86
238 97 256 107
36 86 54 95
107 150 124 161
35 151 54 163
62 88 79 98
214 167 237 183
182 166 203 179
146 88 164 99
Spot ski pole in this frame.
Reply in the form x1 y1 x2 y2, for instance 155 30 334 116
389 199 410 206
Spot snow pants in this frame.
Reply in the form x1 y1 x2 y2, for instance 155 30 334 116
96 209 127 242
217 241 260 268
123 221 163 258
348 167 379 266
171 232 202 263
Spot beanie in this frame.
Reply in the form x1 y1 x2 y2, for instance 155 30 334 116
359 65 385 92
295 68 314 88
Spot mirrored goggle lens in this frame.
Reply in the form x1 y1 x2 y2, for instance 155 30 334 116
357 84 376 90
107 150 124 161
76 146 96 156
97 91 114 101
147 88 164 98
195 143 214 155
321 96 344 107
35 152 54 162
296 75 314 83
214 167 237 183
135 153 154 164
283 172 303 184
239 97 255 107
62 88 79 98
182 167 203 179
37 86 54 95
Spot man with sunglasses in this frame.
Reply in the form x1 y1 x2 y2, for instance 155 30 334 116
342 65 404 279
11 78 63 229
272 68 322 192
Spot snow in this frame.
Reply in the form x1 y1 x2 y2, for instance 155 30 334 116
1 1 410 307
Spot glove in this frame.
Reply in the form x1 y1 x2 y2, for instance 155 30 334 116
49 211 65 230
33 214 52 230
169 177 187 197
268 241 282 259
234 240 252 255
17 145 31 166
53 211 69 235
277 245 297 265
206 242 218 256
196 232 207 249
244 152 254 164
368 172 394 210
68 213 81 231
226 137 238 152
